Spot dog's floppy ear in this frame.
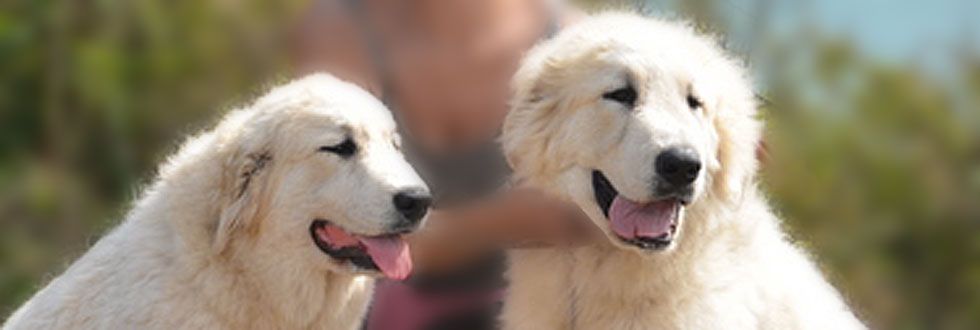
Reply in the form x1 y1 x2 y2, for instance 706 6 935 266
502 91 556 177
501 50 571 182
214 151 273 253
708 67 762 201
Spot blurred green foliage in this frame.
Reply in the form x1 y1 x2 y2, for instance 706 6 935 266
0 0 303 317
1 0 979 329
764 50 980 329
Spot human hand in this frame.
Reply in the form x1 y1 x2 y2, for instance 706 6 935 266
476 186 598 249
405 186 598 275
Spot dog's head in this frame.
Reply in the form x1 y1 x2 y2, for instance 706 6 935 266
212 74 429 280
503 13 760 254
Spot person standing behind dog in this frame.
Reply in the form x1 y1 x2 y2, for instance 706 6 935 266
291 0 591 329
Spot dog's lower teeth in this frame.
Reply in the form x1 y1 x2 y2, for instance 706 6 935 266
624 237 672 250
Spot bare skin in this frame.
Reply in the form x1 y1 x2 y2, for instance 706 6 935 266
292 0 594 275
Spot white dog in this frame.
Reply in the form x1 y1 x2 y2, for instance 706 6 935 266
3 74 431 329
500 13 864 329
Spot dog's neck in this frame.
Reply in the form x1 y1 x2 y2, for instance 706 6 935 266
171 227 373 328
192 256 372 328
571 186 772 295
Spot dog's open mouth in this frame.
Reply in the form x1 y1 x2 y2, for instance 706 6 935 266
309 220 412 280
592 170 683 250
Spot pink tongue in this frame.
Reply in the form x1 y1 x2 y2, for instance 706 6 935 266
608 196 678 240
358 237 413 280
319 226 361 247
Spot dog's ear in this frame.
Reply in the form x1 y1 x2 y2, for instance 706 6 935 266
709 73 762 201
502 90 565 182
214 151 273 253
502 51 570 182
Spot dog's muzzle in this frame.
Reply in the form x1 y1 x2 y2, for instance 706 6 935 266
592 170 689 251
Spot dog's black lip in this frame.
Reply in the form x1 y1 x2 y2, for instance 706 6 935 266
592 170 618 217
309 220 379 271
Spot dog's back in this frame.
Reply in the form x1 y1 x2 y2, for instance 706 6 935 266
3 218 199 329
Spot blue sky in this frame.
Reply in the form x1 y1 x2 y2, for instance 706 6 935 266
644 0 980 75
783 0 979 62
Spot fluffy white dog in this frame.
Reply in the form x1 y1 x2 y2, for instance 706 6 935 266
500 13 864 329
3 74 432 329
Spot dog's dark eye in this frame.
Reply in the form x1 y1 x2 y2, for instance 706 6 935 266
318 138 357 158
603 86 637 107
686 94 703 110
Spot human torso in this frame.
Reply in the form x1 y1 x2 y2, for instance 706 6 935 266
302 0 554 152
295 2 563 329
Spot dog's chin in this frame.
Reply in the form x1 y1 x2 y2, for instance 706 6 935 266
591 170 689 253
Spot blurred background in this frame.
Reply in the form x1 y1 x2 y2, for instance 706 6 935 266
1 0 978 328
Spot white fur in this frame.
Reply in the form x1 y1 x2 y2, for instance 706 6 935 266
3 74 427 330
500 13 864 329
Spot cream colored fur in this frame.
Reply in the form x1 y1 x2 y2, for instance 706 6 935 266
3 74 427 330
500 13 864 329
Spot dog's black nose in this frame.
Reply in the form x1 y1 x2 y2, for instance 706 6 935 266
393 188 432 227
655 147 701 187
